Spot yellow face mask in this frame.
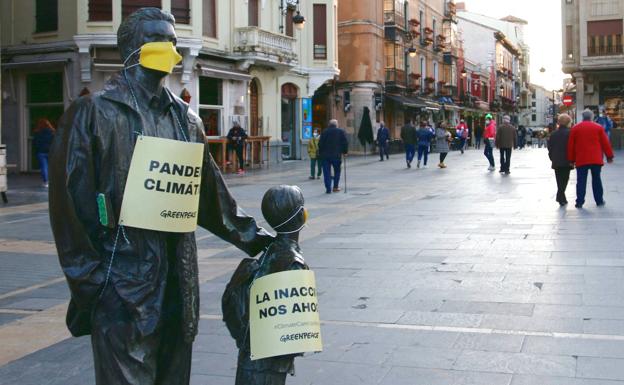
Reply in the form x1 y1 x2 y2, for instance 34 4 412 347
139 42 182 74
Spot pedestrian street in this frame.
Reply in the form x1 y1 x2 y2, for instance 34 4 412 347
1 147 624 385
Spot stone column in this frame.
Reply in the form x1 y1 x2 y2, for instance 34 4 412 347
574 72 584 123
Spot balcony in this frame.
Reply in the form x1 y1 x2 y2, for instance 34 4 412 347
384 10 406 29
588 44 623 57
386 68 406 87
233 27 297 67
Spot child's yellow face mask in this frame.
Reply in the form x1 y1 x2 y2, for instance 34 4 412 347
139 42 182 74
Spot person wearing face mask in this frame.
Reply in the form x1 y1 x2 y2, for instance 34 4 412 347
307 129 322 179
483 114 497 171
48 8 271 385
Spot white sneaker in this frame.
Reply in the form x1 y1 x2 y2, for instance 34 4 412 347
417 160 421 168
423 164 428 169
487 166 495 171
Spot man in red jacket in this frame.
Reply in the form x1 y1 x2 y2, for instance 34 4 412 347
568 109 614 208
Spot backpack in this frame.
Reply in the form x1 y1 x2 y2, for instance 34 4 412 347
222 257 261 349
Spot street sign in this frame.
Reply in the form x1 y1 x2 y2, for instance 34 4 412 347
562 94 574 107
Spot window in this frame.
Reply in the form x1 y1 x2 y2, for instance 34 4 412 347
532 101 536 107
383 0 405 29
587 19 623 56
286 7 294 37
122 0 161 19
433 62 439 93
566 25 574 59
532 114 537 122
89 0 112 21
203 0 216 38
314 5 327 59
419 10 424 42
171 0 190 24
199 77 223 136
420 56 426 89
36 0 58 33
248 0 259 27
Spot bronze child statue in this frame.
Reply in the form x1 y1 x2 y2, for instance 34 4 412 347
223 185 309 385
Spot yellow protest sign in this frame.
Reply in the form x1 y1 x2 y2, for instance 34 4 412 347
249 270 322 360
119 136 204 233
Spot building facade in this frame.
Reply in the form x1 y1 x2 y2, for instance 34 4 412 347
1 0 339 173
336 0 460 150
528 84 555 129
562 0 624 126
457 6 529 125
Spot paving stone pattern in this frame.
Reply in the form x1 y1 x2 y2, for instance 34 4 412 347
1 148 624 384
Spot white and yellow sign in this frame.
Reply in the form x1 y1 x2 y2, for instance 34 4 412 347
249 270 322 360
119 136 204 233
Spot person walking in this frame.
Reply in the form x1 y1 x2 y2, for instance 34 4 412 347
415 121 435 168
435 122 452 168
474 123 483 150
33 118 55 188
483 114 496 171
227 122 248 174
400 119 417 168
307 129 322 179
568 109 614 208
548 114 574 206
595 110 613 142
319 119 349 193
517 125 527 149
376 122 390 161
495 115 517 175
455 119 468 154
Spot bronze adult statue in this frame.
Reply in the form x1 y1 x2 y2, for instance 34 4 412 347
48 7 271 385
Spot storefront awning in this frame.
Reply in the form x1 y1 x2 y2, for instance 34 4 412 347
1 58 70 69
385 94 444 110
196 60 251 81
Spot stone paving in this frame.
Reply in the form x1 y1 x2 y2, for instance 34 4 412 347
1 147 624 385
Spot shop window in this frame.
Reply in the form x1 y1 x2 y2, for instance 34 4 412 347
27 73 65 171
199 77 223 136
313 4 327 59
122 0 162 19
36 0 58 33
171 0 190 24
203 0 217 38
89 0 113 21
587 19 623 56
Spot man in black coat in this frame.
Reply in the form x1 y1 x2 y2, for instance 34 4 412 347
547 114 574 206
48 8 271 385
318 119 348 193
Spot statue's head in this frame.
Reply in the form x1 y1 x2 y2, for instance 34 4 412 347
117 7 177 65
261 185 306 234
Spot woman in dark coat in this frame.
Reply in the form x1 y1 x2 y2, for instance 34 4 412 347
547 114 573 206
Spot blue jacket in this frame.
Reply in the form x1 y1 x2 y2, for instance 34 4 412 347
377 126 390 144
33 128 54 154
416 127 435 146
319 125 348 160
596 116 613 133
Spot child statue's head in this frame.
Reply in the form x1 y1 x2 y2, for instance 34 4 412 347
261 185 306 235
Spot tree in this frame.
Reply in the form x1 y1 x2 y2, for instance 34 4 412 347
358 107 374 154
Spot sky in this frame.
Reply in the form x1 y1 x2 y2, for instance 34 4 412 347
461 0 567 91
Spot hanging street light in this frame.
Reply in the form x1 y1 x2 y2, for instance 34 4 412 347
293 11 305 30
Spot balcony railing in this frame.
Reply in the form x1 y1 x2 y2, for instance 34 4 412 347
588 44 623 57
384 11 406 29
233 27 297 66
386 68 406 86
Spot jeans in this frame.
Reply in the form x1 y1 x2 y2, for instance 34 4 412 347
379 141 389 160
459 138 466 153
417 145 429 165
554 167 571 204
499 148 512 172
575 165 604 206
475 135 482 149
405 144 416 164
36 153 49 183
310 158 322 177
322 158 342 192
483 139 495 167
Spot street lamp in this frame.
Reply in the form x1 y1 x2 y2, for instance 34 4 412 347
461 69 467 78
407 46 417 58
293 11 305 30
